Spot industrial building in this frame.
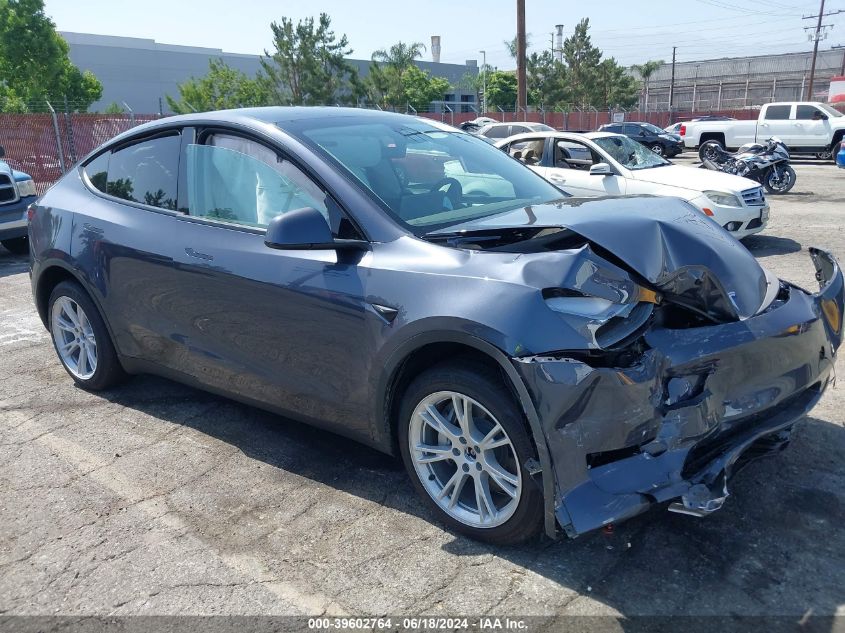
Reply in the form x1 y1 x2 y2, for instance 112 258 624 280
61 32 478 114
637 48 845 112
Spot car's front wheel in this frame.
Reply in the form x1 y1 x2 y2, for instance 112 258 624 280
398 361 543 545
48 281 127 390
650 143 665 156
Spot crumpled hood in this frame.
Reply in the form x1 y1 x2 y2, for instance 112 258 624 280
629 164 760 195
429 196 769 320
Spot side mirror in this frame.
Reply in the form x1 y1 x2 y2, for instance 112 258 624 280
0 146 5 158
264 207 367 251
589 163 612 176
819 113 829 121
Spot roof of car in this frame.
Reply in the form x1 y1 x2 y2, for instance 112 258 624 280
495 131 619 144
82 107 458 157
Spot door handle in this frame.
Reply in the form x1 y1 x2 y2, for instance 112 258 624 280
548 174 566 182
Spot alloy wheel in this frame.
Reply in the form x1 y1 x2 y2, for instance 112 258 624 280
651 144 664 156
51 296 98 380
408 391 522 528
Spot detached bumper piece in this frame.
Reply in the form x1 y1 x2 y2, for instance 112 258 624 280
516 248 844 538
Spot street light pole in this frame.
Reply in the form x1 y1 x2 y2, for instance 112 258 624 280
480 50 487 114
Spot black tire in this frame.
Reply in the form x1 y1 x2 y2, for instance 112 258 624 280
1 236 28 255
650 143 664 156
398 360 543 545
698 140 724 165
763 165 796 194
48 280 128 391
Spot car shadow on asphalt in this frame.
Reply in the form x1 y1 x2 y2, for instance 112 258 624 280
0 250 28 278
743 234 802 257
100 375 845 622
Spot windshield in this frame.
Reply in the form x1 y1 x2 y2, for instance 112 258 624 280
286 118 565 234
593 134 670 170
819 104 843 118
642 123 665 135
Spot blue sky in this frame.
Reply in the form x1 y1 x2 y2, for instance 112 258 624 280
45 0 844 69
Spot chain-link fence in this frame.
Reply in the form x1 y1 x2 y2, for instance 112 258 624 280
3 103 844 194
0 112 163 195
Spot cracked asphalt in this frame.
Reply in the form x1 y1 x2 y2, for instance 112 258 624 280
0 155 843 622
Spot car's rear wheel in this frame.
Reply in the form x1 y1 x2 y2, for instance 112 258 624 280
650 143 664 156
398 361 543 545
1 237 28 255
48 281 127 390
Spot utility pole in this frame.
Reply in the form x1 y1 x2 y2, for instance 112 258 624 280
803 0 844 100
480 50 487 114
668 46 677 120
516 0 527 112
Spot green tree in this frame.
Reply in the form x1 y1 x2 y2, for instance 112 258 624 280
562 18 602 107
167 58 269 113
366 41 426 108
631 59 664 112
526 51 567 106
0 0 102 111
485 71 517 110
503 34 532 60
595 58 638 109
103 101 124 114
259 13 360 105
402 66 449 111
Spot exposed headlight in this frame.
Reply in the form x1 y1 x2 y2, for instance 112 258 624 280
545 295 615 317
703 190 742 208
16 178 36 198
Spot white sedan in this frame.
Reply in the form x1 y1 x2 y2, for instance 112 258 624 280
495 131 769 240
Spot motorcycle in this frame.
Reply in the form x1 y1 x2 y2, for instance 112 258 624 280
699 137 796 194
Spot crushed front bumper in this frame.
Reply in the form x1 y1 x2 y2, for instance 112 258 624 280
514 248 843 537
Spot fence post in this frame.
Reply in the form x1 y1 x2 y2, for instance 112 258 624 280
406 103 417 115
62 95 77 165
46 101 66 174
122 102 136 128
497 106 505 122
444 103 454 126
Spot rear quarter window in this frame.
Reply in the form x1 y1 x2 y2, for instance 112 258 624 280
85 133 180 211
764 105 791 120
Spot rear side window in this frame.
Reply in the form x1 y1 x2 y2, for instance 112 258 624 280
86 134 180 211
796 105 823 120
764 105 791 120
483 125 510 139
84 152 109 193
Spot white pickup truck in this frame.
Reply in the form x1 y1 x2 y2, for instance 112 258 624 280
680 102 845 157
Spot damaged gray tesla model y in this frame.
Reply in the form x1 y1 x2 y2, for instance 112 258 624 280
28 108 843 544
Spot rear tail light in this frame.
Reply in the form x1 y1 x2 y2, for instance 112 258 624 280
26 203 36 222
679 124 686 136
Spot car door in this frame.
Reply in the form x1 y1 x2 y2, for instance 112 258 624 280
75 130 192 365
794 104 831 149
162 130 375 439
757 104 795 145
543 137 626 196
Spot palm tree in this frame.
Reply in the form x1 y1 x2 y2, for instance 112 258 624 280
371 42 426 73
503 35 532 60
631 59 664 113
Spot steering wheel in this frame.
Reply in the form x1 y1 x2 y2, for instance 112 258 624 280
429 177 463 209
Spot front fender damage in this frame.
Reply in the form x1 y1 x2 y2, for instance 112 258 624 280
514 251 842 537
